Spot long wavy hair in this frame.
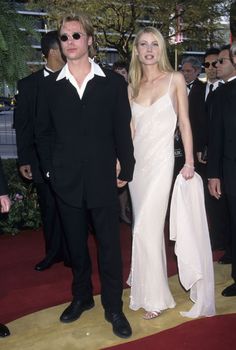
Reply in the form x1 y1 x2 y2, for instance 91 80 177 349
129 27 173 98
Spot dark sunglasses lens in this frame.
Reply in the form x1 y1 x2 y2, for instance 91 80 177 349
212 61 217 68
72 33 81 40
204 62 210 68
60 35 68 42
219 59 224 64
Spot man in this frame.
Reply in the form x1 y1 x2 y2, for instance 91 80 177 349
112 61 128 82
176 56 205 175
0 158 11 337
112 61 132 225
35 13 135 338
181 56 206 157
196 48 220 163
194 47 231 256
15 31 69 271
208 44 236 297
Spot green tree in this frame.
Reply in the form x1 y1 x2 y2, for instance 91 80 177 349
0 0 38 86
230 0 236 40
28 0 231 63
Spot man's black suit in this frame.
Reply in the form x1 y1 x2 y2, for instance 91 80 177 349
188 79 207 156
15 70 68 264
174 79 206 177
35 67 135 312
188 79 230 250
208 79 236 281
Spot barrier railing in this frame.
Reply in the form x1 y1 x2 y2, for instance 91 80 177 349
0 111 17 159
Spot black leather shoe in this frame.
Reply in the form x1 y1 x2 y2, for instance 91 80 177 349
218 255 232 265
34 257 62 271
105 311 132 338
60 299 95 323
222 283 236 297
0 324 10 337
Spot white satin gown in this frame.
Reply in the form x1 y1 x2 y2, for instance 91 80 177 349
128 74 177 312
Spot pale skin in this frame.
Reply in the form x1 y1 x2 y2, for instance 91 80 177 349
0 195 11 213
60 20 127 188
128 32 194 180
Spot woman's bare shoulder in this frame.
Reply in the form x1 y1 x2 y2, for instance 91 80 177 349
172 71 185 84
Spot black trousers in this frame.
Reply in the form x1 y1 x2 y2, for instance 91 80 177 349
226 194 236 282
36 182 69 262
56 197 123 313
196 163 231 252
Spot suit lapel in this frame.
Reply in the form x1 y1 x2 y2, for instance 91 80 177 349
83 75 108 100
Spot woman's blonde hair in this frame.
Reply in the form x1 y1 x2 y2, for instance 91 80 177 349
58 12 96 58
128 26 173 98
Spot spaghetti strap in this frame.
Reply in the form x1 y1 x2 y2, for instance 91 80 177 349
168 73 173 93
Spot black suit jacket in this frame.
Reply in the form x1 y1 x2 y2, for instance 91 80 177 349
207 79 236 195
15 69 45 183
188 79 207 154
35 68 135 208
0 159 8 196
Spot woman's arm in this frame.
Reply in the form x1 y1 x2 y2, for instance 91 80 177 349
174 72 194 179
128 85 135 139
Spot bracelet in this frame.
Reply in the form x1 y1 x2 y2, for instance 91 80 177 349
184 163 195 169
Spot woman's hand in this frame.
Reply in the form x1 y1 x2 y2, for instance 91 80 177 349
180 163 195 180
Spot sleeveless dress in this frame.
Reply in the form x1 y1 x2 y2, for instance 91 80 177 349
128 74 177 312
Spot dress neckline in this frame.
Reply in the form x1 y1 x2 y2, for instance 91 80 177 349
132 92 169 108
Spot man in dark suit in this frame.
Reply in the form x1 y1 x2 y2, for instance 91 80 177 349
0 158 11 337
208 43 236 297
35 13 135 338
174 56 205 179
181 56 206 159
112 61 132 225
181 55 231 256
15 31 68 271
192 48 231 256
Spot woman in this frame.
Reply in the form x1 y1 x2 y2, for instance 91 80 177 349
127 27 194 320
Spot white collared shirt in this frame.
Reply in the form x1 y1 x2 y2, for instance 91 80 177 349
205 80 223 100
228 75 236 82
43 66 54 77
56 58 106 99
186 80 194 95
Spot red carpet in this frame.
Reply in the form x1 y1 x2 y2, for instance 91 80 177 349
103 314 236 350
0 223 222 324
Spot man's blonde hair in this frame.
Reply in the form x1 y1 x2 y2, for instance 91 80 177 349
59 12 96 58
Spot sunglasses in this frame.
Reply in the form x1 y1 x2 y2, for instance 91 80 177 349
60 32 85 42
204 61 217 68
212 57 231 68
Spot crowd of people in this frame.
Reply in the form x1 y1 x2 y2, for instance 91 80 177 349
1 10 236 339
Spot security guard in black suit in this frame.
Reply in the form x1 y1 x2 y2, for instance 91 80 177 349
208 44 236 297
15 31 69 271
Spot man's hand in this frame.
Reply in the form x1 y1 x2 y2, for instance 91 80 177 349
197 152 207 164
208 178 221 199
19 165 32 180
0 195 11 213
117 179 128 188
